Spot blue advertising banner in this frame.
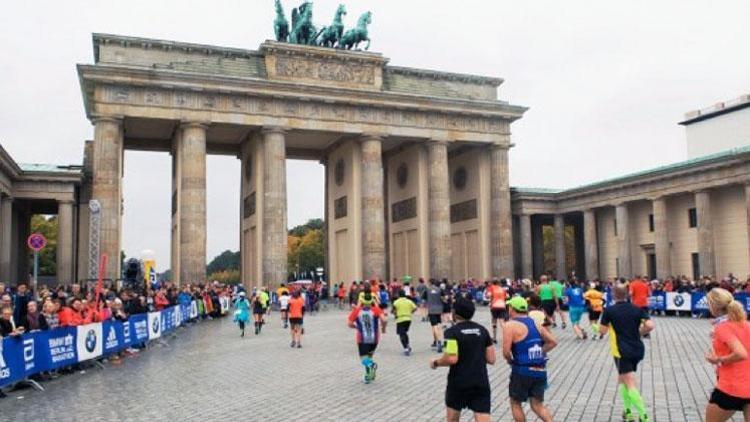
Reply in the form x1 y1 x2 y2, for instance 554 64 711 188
0 336 26 386
648 292 666 311
691 292 710 313
46 327 77 370
130 314 149 345
734 293 750 313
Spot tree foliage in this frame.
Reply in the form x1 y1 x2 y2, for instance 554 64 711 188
206 250 240 274
207 269 241 285
289 218 323 237
30 215 58 276
287 219 325 277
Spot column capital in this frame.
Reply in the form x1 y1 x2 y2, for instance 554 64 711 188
488 142 512 151
57 199 76 205
260 125 289 135
179 121 210 130
693 188 712 195
426 139 450 147
360 132 387 142
90 115 123 125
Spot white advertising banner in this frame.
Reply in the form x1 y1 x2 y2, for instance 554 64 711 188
666 292 692 311
76 323 103 361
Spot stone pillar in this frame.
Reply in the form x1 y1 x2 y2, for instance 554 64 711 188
695 190 715 278
583 209 599 280
176 122 208 284
532 218 544 278
489 145 514 277
427 141 451 280
652 196 671 280
519 213 533 279
553 214 566 279
0 196 11 283
56 200 75 284
615 203 631 278
91 116 123 280
360 134 386 281
261 127 288 287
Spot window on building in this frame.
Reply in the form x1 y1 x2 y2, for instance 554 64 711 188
648 214 654 232
688 208 697 228
691 252 700 280
613 219 618 236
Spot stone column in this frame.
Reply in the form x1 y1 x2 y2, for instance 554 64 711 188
0 196 11 283
652 196 671 280
56 200 75 284
360 134 386 281
176 122 208 285
91 116 124 280
695 190 715 278
489 145 514 277
519 213 533 279
583 209 599 280
261 127 288 287
427 141 451 280
553 214 566 279
615 203 631 278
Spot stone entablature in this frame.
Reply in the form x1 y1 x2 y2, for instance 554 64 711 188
84 34 524 140
0 145 81 200
511 147 750 214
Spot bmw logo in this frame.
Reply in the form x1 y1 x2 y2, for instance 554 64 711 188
152 317 160 333
674 295 684 307
85 329 97 353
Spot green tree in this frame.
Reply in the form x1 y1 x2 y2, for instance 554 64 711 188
30 215 58 276
289 218 324 237
297 229 324 273
206 250 240 274
541 225 577 278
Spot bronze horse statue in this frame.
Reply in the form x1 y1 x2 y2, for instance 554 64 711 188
317 4 346 48
339 11 371 50
273 0 289 42
290 2 318 45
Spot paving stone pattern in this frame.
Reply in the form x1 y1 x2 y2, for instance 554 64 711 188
0 308 734 421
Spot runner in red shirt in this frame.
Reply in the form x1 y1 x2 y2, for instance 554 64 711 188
629 278 650 311
487 279 508 344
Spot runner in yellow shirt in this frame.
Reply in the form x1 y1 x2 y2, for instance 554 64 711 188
583 283 605 340
392 290 417 355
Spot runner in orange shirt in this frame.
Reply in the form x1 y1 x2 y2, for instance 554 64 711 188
487 279 508 344
288 290 306 348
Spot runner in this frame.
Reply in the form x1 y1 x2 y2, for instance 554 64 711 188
629 277 651 338
426 279 445 353
251 291 265 335
565 280 587 340
536 276 556 328
430 297 495 422
233 291 250 337
378 283 390 334
279 290 290 329
527 294 547 327
487 279 509 344
503 296 557 422
549 278 567 329
704 288 750 421
415 277 428 322
584 282 605 340
288 290 305 348
392 289 417 355
347 290 386 384
442 281 454 328
259 287 271 323
600 284 655 422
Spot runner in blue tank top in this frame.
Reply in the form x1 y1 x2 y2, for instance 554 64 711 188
503 296 558 422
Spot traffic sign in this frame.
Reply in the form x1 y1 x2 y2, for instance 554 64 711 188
27 233 47 252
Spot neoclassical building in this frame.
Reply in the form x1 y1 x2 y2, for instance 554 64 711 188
0 33 748 287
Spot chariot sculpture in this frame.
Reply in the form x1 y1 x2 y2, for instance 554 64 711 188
273 1 372 50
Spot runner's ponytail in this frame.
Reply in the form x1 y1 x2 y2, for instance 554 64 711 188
727 300 747 322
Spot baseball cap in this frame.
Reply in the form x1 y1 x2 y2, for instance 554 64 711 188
507 296 528 312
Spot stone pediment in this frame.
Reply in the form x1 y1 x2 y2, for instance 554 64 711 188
260 40 387 91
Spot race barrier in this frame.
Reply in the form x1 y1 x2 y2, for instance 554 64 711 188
600 288 750 314
0 302 194 388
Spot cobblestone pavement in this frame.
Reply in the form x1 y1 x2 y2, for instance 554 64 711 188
0 307 732 421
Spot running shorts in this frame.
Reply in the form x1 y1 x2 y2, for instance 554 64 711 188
569 306 584 325
541 300 556 317
710 388 750 412
445 387 490 414
280 306 289 312
378 303 388 310
289 317 303 326
491 308 509 322
613 356 642 375
509 373 546 403
442 303 451 314
253 307 265 315
357 342 378 357
396 321 411 336
588 310 602 321
428 314 442 326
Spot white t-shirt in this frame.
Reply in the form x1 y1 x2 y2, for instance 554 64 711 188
279 295 290 309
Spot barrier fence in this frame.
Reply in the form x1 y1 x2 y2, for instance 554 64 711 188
0 301 201 388
627 291 750 313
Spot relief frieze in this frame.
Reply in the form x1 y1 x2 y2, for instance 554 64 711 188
275 55 375 85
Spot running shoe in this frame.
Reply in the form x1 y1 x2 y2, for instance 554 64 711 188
639 415 649 422
297 343 302 348
622 409 634 422
290 341 296 348
404 347 412 356
369 362 378 381
562 322 567 329
437 343 443 354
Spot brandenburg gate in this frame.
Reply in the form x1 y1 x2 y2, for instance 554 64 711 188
77 33 526 286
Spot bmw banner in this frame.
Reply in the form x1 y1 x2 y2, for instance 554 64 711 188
666 292 692 311
161 308 175 333
76 323 103 361
147 311 162 340
130 314 149 344
648 292 666 311
46 327 77 370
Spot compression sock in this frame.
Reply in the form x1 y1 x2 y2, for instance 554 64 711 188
591 322 600 335
628 388 647 419
619 384 632 413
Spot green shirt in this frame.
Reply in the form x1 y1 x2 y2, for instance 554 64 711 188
550 281 564 299
538 283 554 301
259 291 270 307
393 297 417 323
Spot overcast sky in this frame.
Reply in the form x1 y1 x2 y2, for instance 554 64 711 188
1 1 748 269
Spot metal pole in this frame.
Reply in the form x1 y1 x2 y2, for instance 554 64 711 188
33 250 38 299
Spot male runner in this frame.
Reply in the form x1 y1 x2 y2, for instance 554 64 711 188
549 278 567 329
600 284 655 422
415 278 428 322
288 290 305 348
430 298 495 422
503 296 557 422
487 279 508 344
348 291 386 383
378 283 390 334
426 279 445 353
392 289 417 355
564 280 587 340
279 290 290 329
536 276 556 328
583 282 605 339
